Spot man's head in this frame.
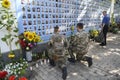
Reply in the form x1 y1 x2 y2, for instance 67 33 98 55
103 11 107 16
54 26 59 33
77 23 83 31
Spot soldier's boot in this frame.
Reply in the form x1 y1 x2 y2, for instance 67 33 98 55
82 56 93 67
62 67 67 80
86 57 93 67
68 58 76 63
49 59 56 67
68 50 76 63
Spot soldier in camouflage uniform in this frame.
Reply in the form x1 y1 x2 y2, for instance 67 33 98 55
68 23 93 67
48 26 68 80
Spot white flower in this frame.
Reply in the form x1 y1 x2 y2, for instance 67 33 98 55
14 72 16 75
16 64 18 67
7 70 10 74
16 75 18 77
8 67 10 69
13 65 15 68
21 64 23 66
10 63 13 65
19 67 21 70
18 71 20 74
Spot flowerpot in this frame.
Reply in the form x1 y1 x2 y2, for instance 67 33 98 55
26 51 32 62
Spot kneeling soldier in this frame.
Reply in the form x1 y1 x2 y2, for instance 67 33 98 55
68 23 93 67
48 26 68 80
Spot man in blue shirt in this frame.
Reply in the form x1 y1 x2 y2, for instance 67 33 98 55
100 11 110 46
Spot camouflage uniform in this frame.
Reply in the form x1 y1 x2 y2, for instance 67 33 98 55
48 33 68 68
48 33 68 80
69 30 89 61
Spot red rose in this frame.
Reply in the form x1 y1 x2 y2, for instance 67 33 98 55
19 39 26 48
19 77 28 80
0 71 8 78
9 75 16 80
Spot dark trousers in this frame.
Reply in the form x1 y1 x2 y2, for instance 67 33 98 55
102 24 108 45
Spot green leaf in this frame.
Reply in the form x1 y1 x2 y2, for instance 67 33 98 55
13 29 18 32
9 14 13 17
7 20 14 24
1 38 6 42
14 35 18 37
0 26 4 29
2 38 9 45
1 10 6 12
5 34 11 39
15 41 19 46
11 38 14 42
20 69 26 75
0 21 2 25
6 26 10 30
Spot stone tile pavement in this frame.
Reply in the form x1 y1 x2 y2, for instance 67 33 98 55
28 33 120 80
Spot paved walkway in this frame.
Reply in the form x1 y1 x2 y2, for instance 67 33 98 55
29 33 120 80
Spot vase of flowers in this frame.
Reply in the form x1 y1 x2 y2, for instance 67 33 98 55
25 50 32 62
19 31 42 61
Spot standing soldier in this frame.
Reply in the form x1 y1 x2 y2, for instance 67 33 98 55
68 23 93 67
48 26 68 80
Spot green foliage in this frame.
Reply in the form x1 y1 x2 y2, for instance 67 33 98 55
109 13 119 34
4 58 28 77
111 13 115 25
112 28 119 34
0 4 19 53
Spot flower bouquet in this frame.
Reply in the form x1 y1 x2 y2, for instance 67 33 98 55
19 31 42 51
19 31 42 61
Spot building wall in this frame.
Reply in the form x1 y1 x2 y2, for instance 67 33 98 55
0 0 112 53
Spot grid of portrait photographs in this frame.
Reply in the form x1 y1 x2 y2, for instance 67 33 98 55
17 0 111 42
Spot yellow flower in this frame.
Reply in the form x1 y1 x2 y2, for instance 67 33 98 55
92 30 99 37
33 36 40 42
8 53 15 58
32 32 37 37
24 31 30 38
27 32 34 41
1 0 11 8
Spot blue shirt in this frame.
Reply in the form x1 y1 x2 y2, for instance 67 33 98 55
102 14 110 25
